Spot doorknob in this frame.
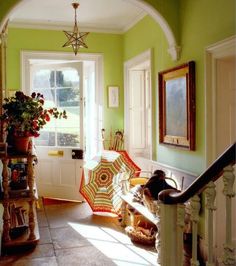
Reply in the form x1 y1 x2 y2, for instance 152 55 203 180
48 150 64 156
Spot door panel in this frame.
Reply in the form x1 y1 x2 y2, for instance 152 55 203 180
128 69 151 158
30 62 84 201
130 70 145 149
35 152 83 201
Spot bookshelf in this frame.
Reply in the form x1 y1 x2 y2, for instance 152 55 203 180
0 143 39 252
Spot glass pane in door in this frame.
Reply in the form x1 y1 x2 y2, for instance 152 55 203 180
32 66 81 147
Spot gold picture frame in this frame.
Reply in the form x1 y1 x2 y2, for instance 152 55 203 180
158 61 196 150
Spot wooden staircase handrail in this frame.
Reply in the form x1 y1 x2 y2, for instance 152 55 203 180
158 142 236 204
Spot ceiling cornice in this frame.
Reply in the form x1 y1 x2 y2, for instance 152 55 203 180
9 11 146 34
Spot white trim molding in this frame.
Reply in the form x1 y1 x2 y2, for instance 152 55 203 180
127 0 181 61
21 50 104 154
0 0 181 61
205 35 236 166
124 48 152 159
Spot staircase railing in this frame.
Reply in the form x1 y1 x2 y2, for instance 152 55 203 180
158 142 236 266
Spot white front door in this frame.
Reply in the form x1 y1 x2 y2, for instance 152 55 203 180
21 51 103 202
30 62 84 201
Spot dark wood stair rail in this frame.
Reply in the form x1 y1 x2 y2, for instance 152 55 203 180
159 142 236 204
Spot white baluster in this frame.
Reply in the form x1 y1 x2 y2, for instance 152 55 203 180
190 194 201 266
221 165 236 266
205 181 216 266
177 204 185 266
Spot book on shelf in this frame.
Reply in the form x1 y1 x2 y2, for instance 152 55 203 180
8 187 36 198
0 187 36 199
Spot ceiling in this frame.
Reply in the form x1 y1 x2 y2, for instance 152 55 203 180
9 0 146 33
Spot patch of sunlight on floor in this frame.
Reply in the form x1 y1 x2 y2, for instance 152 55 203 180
68 222 157 265
128 244 157 265
101 227 132 244
89 239 154 265
69 222 118 242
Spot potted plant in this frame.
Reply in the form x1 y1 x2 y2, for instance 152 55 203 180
0 91 67 153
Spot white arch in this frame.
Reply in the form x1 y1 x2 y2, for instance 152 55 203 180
0 0 180 60
127 0 180 60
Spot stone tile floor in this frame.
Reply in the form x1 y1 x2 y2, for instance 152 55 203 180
0 199 157 265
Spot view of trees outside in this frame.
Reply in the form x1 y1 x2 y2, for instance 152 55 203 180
32 68 81 147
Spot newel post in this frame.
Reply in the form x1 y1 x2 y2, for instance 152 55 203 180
159 202 180 266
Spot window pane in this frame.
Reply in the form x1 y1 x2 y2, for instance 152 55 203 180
56 107 80 147
57 129 80 147
56 69 80 87
33 88 56 108
33 67 81 148
33 70 55 88
56 106 79 128
34 131 56 146
56 88 80 107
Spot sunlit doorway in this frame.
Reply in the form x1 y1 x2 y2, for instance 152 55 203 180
21 51 103 201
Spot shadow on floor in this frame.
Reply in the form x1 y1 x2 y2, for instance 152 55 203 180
0 198 157 266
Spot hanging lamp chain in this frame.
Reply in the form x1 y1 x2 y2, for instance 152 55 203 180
72 2 79 28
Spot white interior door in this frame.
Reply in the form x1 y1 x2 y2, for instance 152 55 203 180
30 62 84 201
124 50 152 161
126 66 151 160
215 55 236 259
129 70 146 156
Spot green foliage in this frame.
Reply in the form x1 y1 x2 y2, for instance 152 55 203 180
0 91 67 137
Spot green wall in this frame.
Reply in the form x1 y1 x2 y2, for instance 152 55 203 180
124 0 236 174
1 0 236 175
6 28 124 133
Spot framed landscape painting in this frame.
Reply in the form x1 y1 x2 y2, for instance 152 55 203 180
158 61 195 150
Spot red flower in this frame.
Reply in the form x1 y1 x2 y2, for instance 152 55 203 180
33 132 40 137
45 114 50 122
0 91 67 138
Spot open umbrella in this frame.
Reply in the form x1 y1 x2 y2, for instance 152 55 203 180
79 150 140 215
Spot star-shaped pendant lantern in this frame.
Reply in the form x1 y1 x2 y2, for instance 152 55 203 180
63 2 89 55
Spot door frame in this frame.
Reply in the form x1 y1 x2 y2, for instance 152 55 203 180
124 49 152 159
20 50 104 154
205 35 236 166
205 35 236 259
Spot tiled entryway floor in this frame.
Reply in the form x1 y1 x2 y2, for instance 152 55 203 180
0 199 157 265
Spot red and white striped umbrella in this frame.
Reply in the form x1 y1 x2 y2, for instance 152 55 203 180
79 150 140 215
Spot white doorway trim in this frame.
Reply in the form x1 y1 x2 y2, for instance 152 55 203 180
205 35 236 261
21 50 103 105
21 50 104 155
124 48 152 159
205 35 236 166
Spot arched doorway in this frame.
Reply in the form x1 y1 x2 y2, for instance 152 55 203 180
0 0 180 60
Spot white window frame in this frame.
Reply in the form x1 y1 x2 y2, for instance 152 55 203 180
21 51 104 156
